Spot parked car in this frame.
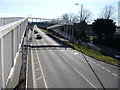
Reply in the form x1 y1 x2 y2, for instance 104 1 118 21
35 34 42 39
34 30 38 34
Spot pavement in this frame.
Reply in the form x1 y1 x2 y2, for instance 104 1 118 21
27 25 120 89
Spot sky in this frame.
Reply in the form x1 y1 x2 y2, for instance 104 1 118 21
0 0 119 24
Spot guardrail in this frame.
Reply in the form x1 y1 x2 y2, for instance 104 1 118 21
0 17 24 26
0 17 28 89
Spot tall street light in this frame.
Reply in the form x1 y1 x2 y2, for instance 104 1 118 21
75 3 83 22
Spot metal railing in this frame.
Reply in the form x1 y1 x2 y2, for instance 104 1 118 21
0 17 28 89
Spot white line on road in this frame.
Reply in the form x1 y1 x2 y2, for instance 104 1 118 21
57 52 96 88
74 68 96 88
37 76 43 81
101 66 105 69
36 68 40 71
112 73 117 77
106 69 110 72
36 50 48 88
60 55 69 63
96 64 100 67
74 53 79 55
93 62 95 64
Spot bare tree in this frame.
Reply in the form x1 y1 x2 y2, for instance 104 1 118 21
79 9 92 23
98 5 116 20
59 13 78 23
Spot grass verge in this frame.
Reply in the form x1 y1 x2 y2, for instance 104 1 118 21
39 28 50 34
64 41 120 67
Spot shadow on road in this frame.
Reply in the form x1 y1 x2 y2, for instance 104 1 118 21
29 45 67 50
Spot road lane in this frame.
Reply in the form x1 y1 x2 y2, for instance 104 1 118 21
31 25 119 88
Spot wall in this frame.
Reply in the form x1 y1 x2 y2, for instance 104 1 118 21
0 17 28 89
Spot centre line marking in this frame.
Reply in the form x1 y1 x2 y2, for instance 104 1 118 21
106 69 110 72
97 64 100 67
74 68 96 88
58 53 96 88
112 73 117 77
101 67 105 69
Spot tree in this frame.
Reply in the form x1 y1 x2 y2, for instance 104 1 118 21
73 20 88 41
98 5 116 20
78 9 92 23
92 19 116 39
59 13 78 23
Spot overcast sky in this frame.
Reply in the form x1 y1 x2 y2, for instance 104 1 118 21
0 0 119 24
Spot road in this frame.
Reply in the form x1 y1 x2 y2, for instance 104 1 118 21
29 25 119 89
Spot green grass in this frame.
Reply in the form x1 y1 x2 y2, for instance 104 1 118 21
64 41 120 66
39 28 50 34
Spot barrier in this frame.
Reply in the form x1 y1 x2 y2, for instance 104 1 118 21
0 17 23 26
0 17 28 89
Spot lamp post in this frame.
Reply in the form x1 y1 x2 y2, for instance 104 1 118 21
75 3 83 22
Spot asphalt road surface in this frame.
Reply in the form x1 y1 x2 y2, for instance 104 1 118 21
30 25 119 89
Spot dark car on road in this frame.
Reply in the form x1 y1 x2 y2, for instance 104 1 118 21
34 30 38 34
35 34 42 39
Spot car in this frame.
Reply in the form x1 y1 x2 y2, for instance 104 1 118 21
35 34 42 39
34 30 38 34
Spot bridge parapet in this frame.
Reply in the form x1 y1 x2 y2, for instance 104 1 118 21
0 17 28 89
0 17 24 26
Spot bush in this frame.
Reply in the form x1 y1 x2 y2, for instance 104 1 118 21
92 19 116 39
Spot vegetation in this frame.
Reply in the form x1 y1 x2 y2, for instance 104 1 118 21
64 41 120 66
39 28 50 34
92 19 116 39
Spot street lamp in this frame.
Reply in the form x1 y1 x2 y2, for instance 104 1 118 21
75 3 83 22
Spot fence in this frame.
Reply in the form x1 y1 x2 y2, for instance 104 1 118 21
0 17 28 89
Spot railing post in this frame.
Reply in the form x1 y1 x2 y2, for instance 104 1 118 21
1 37 5 88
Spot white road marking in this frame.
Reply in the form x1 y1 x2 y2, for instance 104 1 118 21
106 69 110 72
96 64 100 67
58 53 96 88
37 76 43 81
93 62 95 64
112 73 117 77
44 43 47 45
36 50 48 88
74 68 96 88
74 53 79 55
36 68 40 71
60 55 69 63
101 66 105 69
